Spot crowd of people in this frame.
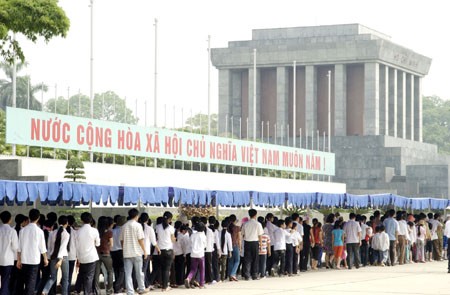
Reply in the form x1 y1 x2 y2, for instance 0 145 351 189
0 207 449 295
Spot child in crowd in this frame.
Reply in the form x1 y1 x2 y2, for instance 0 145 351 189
331 221 344 269
258 220 271 278
185 222 207 289
372 225 389 266
416 222 426 262
219 219 232 282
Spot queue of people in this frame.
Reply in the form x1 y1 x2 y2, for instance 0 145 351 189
1 208 450 295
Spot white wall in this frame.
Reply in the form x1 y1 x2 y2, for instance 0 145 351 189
5 156 346 193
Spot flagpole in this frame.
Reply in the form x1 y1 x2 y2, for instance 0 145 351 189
12 34 16 156
54 84 57 159
154 18 158 127
40 83 44 158
89 0 94 162
67 87 70 160
253 48 256 176
293 60 296 148
207 35 211 172
26 77 30 157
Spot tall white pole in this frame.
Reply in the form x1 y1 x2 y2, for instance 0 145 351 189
54 84 57 159
253 48 257 176
67 87 70 115
261 121 264 142
207 35 211 136
89 0 94 162
231 116 234 139
207 35 211 172
253 48 257 142
328 70 332 182
267 121 269 143
12 34 17 156
78 89 81 116
225 114 228 137
40 83 44 158
26 77 30 157
67 87 70 160
144 101 147 127
154 18 158 127
293 60 296 148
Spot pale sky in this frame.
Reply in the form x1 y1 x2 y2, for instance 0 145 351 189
10 0 450 127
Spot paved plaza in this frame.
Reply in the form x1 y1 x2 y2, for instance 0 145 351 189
166 261 449 295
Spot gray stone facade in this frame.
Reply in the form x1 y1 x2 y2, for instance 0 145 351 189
212 24 450 199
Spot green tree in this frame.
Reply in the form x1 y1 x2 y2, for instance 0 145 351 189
44 91 138 124
0 62 47 110
0 0 70 64
64 157 86 182
184 113 217 135
423 95 450 154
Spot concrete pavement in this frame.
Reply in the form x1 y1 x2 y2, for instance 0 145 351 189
163 261 450 295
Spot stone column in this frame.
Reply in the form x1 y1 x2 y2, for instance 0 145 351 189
230 71 242 138
248 67 261 139
397 71 406 139
334 64 346 136
414 76 422 142
363 62 380 135
405 74 414 140
379 65 389 136
388 67 397 137
218 69 231 135
276 66 289 135
305 65 317 133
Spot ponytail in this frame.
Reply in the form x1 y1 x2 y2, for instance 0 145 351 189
51 226 64 260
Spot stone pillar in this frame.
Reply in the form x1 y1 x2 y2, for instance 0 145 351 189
218 69 231 135
230 71 242 138
305 65 317 133
334 64 346 136
379 65 389 136
276 67 289 134
388 67 397 137
363 62 380 135
248 67 261 139
414 76 422 142
397 71 406 139
405 74 414 140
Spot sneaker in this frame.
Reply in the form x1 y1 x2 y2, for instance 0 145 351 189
137 289 149 295
210 280 217 285
184 279 190 289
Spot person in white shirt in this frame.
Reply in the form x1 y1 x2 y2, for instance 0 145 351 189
444 215 450 262
75 212 100 295
111 215 126 293
173 222 189 286
396 213 410 265
291 222 302 275
0 211 18 295
219 219 232 282
120 209 148 295
139 213 159 289
17 209 48 295
42 215 70 295
241 209 264 280
272 219 294 276
201 216 214 284
184 222 207 289
371 225 390 266
264 213 276 276
155 211 175 292
65 215 77 295
343 213 362 269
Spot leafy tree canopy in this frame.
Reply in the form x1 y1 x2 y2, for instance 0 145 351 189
423 95 450 154
0 0 70 64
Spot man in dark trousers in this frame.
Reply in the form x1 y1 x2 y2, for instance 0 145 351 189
300 217 311 272
241 209 263 280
